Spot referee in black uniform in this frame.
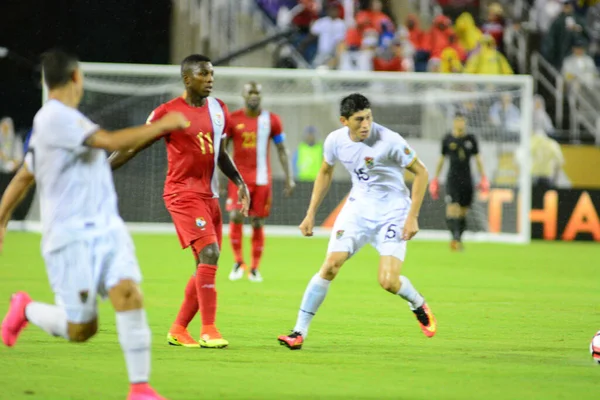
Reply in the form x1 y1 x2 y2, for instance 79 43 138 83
429 111 489 251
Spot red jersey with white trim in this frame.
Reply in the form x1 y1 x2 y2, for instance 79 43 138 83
147 96 229 198
226 109 284 185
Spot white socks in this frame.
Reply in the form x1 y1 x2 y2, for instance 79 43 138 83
396 276 424 310
293 274 331 337
116 309 151 384
25 302 69 339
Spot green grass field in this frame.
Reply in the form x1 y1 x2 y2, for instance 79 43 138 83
1 232 599 400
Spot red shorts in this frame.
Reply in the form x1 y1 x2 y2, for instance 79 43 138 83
165 194 222 250
226 182 272 218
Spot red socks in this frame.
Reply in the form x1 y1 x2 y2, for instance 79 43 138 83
195 264 218 326
251 226 264 271
229 222 244 264
174 275 198 328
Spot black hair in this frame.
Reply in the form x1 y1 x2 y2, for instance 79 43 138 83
41 49 79 90
180 54 212 77
340 93 371 118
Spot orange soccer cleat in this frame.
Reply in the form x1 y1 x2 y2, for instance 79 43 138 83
199 325 228 348
167 324 200 348
412 302 437 338
277 331 304 350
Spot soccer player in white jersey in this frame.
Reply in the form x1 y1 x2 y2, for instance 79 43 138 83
278 93 437 350
0 50 187 400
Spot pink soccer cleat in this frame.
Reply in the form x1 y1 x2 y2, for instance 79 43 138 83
127 383 167 400
1 291 32 347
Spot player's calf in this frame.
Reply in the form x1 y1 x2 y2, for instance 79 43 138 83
68 319 98 342
319 252 347 281
109 280 154 391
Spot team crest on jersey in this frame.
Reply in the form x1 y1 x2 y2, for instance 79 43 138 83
213 113 224 126
236 123 245 130
449 142 457 150
465 141 473 149
196 217 207 229
336 230 344 239
364 157 374 169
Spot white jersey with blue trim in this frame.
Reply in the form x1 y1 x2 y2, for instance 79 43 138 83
323 122 416 205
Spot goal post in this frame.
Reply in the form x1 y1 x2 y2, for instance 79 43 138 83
26 63 532 244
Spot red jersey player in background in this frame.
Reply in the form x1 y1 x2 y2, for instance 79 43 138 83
224 81 295 283
109 54 250 349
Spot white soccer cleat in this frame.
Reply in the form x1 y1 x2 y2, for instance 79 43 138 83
228 263 246 281
248 269 263 283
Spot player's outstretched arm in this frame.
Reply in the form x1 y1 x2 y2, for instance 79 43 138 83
85 112 188 154
0 166 35 253
404 158 429 240
275 142 295 197
430 155 445 200
217 145 250 216
108 138 156 171
299 161 334 237
474 154 489 193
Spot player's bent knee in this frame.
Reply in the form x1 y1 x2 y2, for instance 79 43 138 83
251 217 264 229
198 243 220 265
68 319 98 342
230 210 244 224
108 279 143 312
378 276 400 293
320 254 346 280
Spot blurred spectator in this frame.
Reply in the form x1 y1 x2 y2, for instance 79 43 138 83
405 14 426 51
274 45 299 68
0 117 23 173
437 0 480 22
489 93 521 133
284 0 319 34
530 129 564 190
481 3 506 54
355 0 395 36
561 38 598 88
531 0 563 33
427 57 442 72
454 12 483 54
464 34 513 74
424 15 455 59
533 94 555 135
293 126 323 182
373 38 413 71
308 3 347 67
395 26 416 61
542 0 587 69
447 33 467 61
585 2 600 66
440 47 464 72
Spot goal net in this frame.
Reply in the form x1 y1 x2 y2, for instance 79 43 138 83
30 64 532 243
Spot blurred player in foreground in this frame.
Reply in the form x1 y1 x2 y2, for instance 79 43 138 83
109 55 250 349
224 81 295 283
278 93 437 350
0 49 186 400
429 110 488 251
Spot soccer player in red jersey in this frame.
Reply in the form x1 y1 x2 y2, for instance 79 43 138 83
109 55 250 349
224 81 295 283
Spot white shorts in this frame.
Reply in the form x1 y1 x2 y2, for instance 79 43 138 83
327 197 409 260
44 226 142 324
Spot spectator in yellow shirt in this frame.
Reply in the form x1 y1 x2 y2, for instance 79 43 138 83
464 34 513 75
440 47 463 73
530 129 564 190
